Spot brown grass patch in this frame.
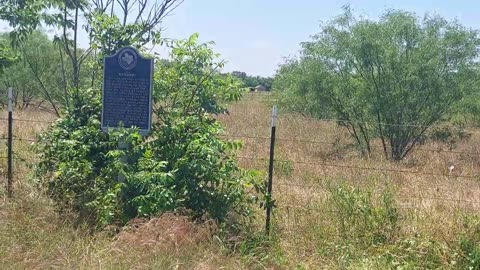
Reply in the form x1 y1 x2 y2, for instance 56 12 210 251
113 213 214 251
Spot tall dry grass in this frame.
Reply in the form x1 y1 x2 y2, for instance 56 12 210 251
0 93 479 269
218 92 480 268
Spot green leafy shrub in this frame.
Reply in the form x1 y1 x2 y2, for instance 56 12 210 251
35 35 264 227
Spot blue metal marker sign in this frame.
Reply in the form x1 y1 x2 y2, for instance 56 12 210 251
101 47 153 136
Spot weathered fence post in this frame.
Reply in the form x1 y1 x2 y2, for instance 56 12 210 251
266 105 277 235
7 87 13 197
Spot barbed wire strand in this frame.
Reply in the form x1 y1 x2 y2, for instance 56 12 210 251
1 111 480 204
1 117 479 152
0 137 36 142
2 105 480 129
276 183 480 206
279 115 456 129
5 132 477 156
221 134 480 156
0 118 54 124
236 156 479 179
277 191 480 206
1 132 478 156
276 196 480 214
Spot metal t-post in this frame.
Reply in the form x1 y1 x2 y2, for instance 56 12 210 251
7 87 13 197
266 105 277 235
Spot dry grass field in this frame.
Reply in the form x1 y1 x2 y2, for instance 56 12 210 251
0 93 479 269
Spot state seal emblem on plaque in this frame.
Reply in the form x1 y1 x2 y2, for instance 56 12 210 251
118 48 137 70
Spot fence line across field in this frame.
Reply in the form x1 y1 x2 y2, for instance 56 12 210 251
221 134 480 156
276 186 480 206
277 180 479 192
3 114 480 155
290 116 438 128
227 93 480 130
276 204 425 214
225 104 480 129
0 137 36 142
2 121 480 180
236 156 480 180
0 117 54 124
12 137 36 142
4 131 480 156
2 94 480 235
276 180 480 203
3 97 480 127
3 122 480 183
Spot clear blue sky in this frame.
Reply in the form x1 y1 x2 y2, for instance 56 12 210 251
1 0 479 77
158 0 479 77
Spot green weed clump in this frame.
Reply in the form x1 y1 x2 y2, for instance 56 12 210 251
274 158 294 177
328 181 399 246
458 214 480 269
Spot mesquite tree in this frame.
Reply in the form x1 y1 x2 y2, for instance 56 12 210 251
275 7 480 160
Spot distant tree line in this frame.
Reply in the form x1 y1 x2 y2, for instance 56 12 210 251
231 71 273 90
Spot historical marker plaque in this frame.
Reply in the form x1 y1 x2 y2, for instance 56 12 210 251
101 47 153 136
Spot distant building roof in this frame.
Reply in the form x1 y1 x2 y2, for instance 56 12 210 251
255 85 267 91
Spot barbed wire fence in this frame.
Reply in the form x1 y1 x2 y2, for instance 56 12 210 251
1 92 480 240
0 95 54 197
222 93 480 238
